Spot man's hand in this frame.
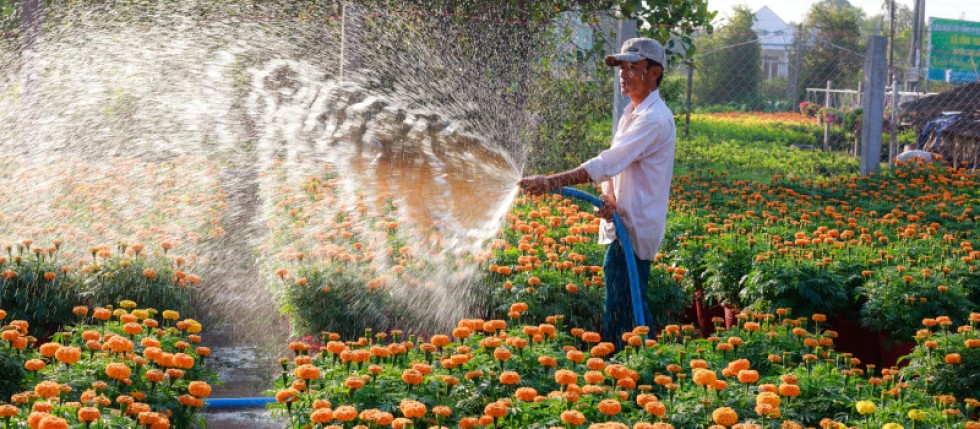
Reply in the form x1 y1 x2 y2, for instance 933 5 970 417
519 167 591 196
595 194 617 220
517 175 555 196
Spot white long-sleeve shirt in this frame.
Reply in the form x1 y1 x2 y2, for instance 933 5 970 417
580 89 675 261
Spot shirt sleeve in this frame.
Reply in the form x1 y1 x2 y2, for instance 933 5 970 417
581 114 666 183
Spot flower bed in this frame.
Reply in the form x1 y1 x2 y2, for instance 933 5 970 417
0 301 218 428
266 310 980 428
0 241 203 339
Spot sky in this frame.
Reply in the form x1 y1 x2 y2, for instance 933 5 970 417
707 0 980 25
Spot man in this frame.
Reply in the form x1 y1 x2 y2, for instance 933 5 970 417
518 37 676 350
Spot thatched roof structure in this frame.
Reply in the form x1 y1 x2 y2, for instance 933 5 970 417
902 82 980 127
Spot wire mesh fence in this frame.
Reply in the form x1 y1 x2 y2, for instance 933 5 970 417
663 19 979 169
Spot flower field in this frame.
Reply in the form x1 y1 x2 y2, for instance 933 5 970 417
262 120 979 428
267 309 980 429
0 301 217 428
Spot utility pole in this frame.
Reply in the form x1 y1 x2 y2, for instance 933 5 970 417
908 0 926 91
888 0 895 74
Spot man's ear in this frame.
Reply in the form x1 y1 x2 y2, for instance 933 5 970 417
649 64 662 81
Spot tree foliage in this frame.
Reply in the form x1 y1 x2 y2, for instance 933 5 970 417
693 5 760 106
797 0 866 95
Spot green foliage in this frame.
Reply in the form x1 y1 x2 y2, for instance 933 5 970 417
796 2 866 101
904 324 980 399
279 264 392 339
0 256 78 337
858 265 971 340
619 0 717 63
675 135 857 182
694 6 761 107
83 254 195 320
0 343 26 402
0 245 198 337
702 235 754 308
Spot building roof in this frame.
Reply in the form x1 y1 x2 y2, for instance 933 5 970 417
753 6 794 50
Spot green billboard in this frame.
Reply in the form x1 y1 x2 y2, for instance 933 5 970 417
927 18 980 83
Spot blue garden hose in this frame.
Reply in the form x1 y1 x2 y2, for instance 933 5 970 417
205 397 275 408
205 187 645 409
553 187 647 329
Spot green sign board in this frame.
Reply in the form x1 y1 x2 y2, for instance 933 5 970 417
927 18 980 82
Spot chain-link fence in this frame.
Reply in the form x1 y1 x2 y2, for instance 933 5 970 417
659 9 979 169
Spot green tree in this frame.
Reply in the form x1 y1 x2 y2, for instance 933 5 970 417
797 0 866 97
693 5 761 107
861 1 912 76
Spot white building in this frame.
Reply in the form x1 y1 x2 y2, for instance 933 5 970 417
752 6 795 79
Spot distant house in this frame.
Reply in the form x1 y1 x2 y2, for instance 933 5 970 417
752 6 794 80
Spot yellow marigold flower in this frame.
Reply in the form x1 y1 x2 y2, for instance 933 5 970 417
882 423 904 429
855 400 877 415
907 410 926 421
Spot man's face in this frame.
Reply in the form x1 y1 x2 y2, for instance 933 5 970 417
619 60 659 97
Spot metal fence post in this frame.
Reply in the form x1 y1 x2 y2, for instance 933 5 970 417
823 80 832 151
612 19 638 138
685 62 693 138
889 77 899 166
860 36 888 176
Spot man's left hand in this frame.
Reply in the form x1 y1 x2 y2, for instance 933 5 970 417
518 175 555 196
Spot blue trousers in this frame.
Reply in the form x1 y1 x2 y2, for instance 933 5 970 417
602 239 654 351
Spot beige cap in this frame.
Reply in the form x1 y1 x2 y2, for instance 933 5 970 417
604 37 667 67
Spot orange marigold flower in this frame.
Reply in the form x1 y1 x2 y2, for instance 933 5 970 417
54 346 81 365
945 353 961 364
693 369 718 387
274 388 298 403
598 399 622 416
188 381 212 398
561 410 586 425
400 399 427 419
39 342 62 358
555 369 578 385
712 407 739 427
778 383 801 397
401 369 423 385
515 387 537 402
310 408 333 424
0 405 17 418
484 401 507 419
499 371 521 385
293 364 321 380
77 407 100 422
25 359 46 371
333 405 357 422
34 381 61 398
737 370 759 384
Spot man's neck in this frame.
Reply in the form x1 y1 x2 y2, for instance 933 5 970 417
628 87 657 106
